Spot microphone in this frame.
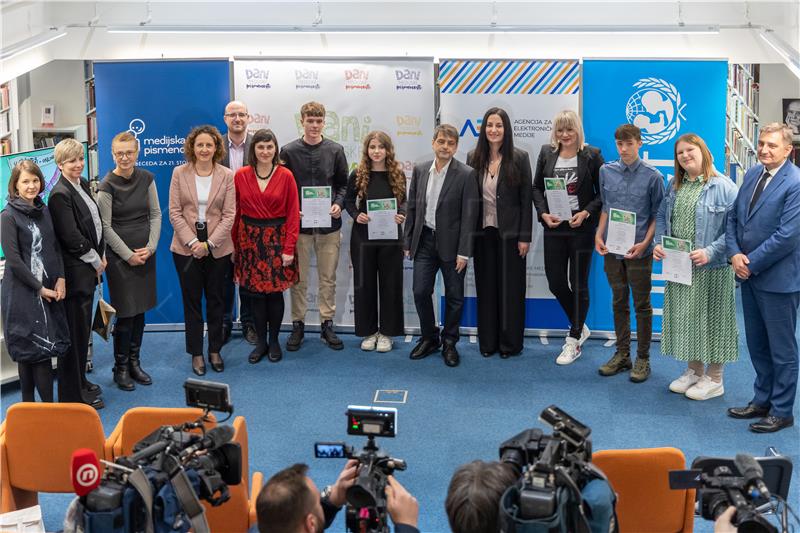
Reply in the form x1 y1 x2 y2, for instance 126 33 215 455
734 453 771 500
179 425 235 460
71 448 103 497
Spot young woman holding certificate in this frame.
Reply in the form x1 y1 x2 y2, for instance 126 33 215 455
653 133 739 400
344 131 406 353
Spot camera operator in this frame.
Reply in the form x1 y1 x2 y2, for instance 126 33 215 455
445 460 518 533
256 460 419 533
714 506 738 533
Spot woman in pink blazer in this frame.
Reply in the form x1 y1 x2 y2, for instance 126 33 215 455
169 125 235 375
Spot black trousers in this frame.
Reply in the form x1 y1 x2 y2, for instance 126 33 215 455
224 260 253 327
473 227 526 354
412 227 466 344
114 313 145 356
350 227 404 337
58 293 93 403
173 252 229 356
543 230 595 339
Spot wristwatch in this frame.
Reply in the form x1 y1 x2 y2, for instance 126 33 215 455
321 484 334 503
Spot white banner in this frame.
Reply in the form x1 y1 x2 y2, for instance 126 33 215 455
234 59 436 329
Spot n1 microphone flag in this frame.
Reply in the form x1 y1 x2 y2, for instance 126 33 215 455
71 448 102 497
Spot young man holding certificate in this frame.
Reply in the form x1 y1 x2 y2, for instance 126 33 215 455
280 101 349 352
594 124 664 383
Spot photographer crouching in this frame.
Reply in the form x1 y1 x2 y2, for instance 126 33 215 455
256 461 419 533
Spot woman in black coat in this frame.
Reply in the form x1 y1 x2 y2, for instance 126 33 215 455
532 109 604 366
48 138 106 409
1 160 69 402
467 107 533 357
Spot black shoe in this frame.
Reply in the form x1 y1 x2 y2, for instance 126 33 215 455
248 347 267 364
286 321 305 351
410 338 441 360
243 324 258 346
113 356 135 391
86 380 102 396
321 320 344 350
208 352 224 373
222 322 233 346
192 355 206 376
727 404 770 419
443 342 460 367
749 415 794 433
128 343 152 385
88 397 105 410
481 349 496 358
267 343 283 363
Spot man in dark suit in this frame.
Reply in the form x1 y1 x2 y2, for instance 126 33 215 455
220 100 256 345
726 123 800 433
404 124 479 367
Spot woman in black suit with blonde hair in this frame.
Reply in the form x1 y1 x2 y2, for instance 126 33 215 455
467 107 533 358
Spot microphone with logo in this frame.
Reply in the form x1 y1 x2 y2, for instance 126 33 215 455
71 448 103 498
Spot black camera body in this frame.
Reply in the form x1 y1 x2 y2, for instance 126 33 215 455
315 406 405 533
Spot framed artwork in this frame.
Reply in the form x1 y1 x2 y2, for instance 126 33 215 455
783 98 800 138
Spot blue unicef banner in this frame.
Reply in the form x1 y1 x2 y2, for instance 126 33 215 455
94 60 230 325
582 59 728 334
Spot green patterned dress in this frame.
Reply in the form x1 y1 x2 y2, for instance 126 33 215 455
661 177 738 363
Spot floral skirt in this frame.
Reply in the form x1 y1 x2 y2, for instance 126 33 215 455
235 215 298 294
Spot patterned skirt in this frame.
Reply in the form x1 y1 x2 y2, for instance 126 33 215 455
235 215 298 294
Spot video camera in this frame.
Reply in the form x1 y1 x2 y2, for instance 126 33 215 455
80 380 240 533
498 405 617 533
315 405 406 533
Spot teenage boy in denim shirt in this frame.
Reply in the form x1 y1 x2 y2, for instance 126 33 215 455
594 124 664 382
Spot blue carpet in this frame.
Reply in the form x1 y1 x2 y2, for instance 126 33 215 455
2 298 799 532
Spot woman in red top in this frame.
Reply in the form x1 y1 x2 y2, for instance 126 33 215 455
233 129 300 364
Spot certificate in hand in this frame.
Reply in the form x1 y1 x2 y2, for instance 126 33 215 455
367 198 398 240
544 177 573 221
606 208 636 255
301 186 332 228
662 236 693 286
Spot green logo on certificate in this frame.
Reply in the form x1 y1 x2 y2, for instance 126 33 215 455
610 208 636 225
303 187 331 199
544 178 566 190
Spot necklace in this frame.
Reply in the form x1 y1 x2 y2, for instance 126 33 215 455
256 166 275 180
488 157 501 179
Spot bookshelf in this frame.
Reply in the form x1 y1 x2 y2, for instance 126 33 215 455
1 80 18 155
32 125 87 148
85 60 99 180
725 64 760 183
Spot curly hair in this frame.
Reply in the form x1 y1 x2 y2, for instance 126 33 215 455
184 125 226 164
355 131 405 205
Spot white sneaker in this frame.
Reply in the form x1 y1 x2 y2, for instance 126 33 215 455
376 334 393 353
361 333 378 351
556 337 581 365
668 368 701 394
685 375 724 400
578 324 591 346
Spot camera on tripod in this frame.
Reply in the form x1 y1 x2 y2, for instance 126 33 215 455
315 405 406 533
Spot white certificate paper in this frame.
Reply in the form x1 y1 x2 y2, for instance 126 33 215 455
662 236 693 286
606 208 636 255
301 186 332 228
367 198 398 240
544 177 573 221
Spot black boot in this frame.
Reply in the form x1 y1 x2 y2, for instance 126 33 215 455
128 344 152 385
286 320 305 351
113 354 135 391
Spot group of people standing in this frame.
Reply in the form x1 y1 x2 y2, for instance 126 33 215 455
2 99 798 432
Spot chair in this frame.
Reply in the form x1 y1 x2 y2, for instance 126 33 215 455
104 406 216 460
592 447 694 533
0 402 106 513
204 416 263 532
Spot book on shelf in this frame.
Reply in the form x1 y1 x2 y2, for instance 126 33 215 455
1 138 11 155
1 112 10 137
83 60 94 81
0 84 9 110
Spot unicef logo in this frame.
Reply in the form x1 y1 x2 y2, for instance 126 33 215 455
625 78 686 145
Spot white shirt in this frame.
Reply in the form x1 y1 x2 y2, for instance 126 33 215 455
750 159 788 206
195 174 212 222
424 159 451 230
227 137 246 172
67 178 103 269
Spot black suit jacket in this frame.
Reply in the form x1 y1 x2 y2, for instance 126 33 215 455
532 144 604 232
220 132 253 170
48 175 105 297
404 158 479 262
466 147 533 242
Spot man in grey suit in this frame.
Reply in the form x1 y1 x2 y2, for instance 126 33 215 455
221 100 255 345
404 124 479 367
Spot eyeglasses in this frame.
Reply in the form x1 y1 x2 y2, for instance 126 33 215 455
224 112 249 119
114 151 137 159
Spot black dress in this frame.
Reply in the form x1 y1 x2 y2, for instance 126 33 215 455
1 196 70 363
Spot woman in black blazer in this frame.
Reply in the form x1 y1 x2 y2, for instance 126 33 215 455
532 110 604 366
48 139 106 408
467 107 533 357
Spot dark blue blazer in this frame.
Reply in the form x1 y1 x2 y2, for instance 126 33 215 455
726 160 800 293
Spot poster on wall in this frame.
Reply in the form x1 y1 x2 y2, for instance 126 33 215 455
234 58 435 329
94 59 230 326
784 98 800 139
582 59 728 334
438 58 580 330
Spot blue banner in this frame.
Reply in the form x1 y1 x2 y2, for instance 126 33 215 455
582 59 728 333
94 60 230 325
